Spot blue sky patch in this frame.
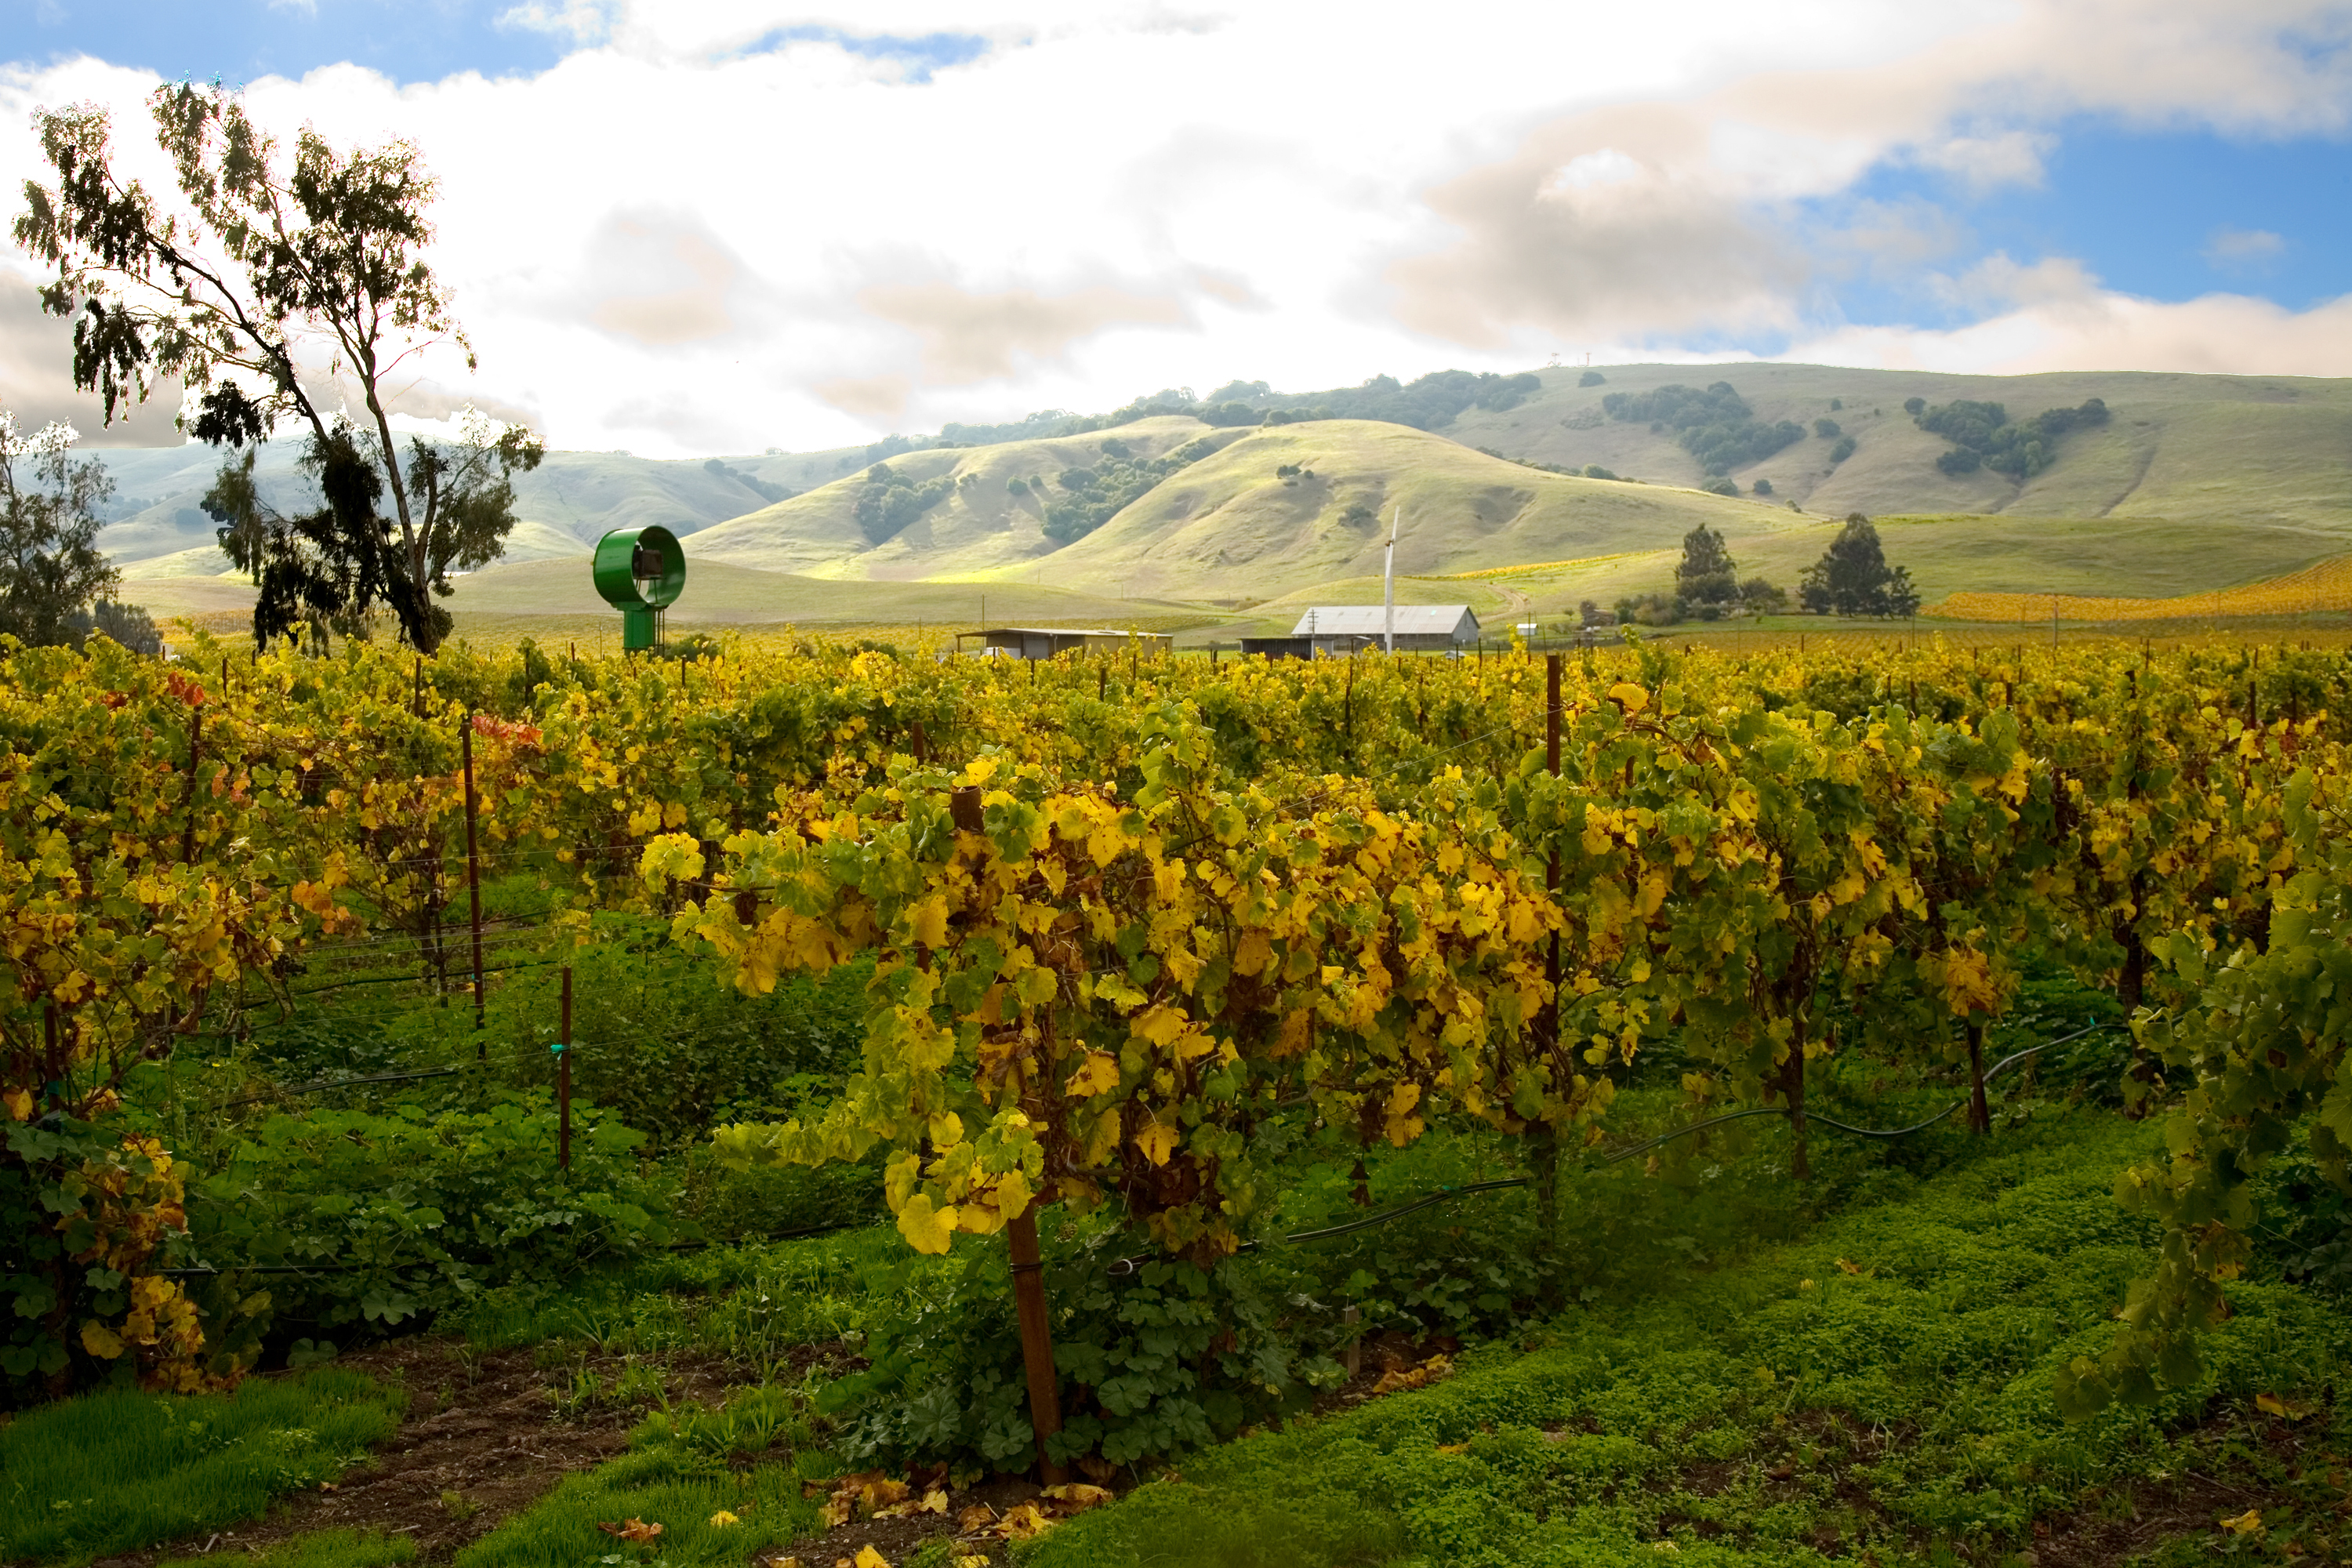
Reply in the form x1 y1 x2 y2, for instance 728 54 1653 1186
14 0 573 85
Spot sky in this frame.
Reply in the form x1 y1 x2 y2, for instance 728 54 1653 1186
2 0 2350 457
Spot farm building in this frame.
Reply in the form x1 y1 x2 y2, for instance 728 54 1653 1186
954 626 1174 660
1272 604 1481 656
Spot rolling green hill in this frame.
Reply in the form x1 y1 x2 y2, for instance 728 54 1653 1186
1446 363 2352 530
980 419 1799 601
684 417 1236 580
87 363 2352 636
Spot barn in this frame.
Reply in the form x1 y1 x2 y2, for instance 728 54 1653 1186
1279 604 1480 656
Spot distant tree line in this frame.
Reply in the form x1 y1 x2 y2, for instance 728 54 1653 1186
1909 396 2109 480
854 462 956 544
1602 381 1806 477
702 457 793 505
0 409 161 653
1595 513 1916 628
1039 434 1224 544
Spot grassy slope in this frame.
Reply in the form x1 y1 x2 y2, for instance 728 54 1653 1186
1030 1114 2352 1568
1007 420 1798 602
683 416 1229 581
1447 364 2352 532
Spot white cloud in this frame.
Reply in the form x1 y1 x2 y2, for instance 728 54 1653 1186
2 2 2349 456
2205 225 2288 267
1791 286 2352 379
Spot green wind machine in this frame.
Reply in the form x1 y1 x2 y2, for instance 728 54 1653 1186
591 525 685 652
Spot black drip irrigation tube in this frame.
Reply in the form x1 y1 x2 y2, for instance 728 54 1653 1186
1104 1018 2128 1277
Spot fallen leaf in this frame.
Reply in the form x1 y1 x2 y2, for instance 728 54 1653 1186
709 1511 739 1527
597 1519 663 1544
955 1559 989 1568
992 1502 1054 1539
819 1498 851 1529
957 1503 998 1531
1835 1258 1864 1276
318 1483 337 1494
2258 1392 2316 1420
854 1548 890 1568
918 1488 949 1515
2220 1508 2263 1535
1040 1483 1114 1514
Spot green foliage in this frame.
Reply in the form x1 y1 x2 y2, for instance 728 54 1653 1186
454 1384 826 1568
0 412 121 648
1700 477 1738 497
187 1096 672 1352
1750 477 1773 495
1577 369 1606 387
1029 1117 2352 1568
1798 513 1919 617
1602 381 1805 476
0 1367 401 1563
1918 397 2110 480
1904 396 1927 416
853 463 954 545
1813 417 1842 439
1040 438 1219 544
1672 524 1737 607
1580 463 1621 481
823 1229 1342 1471
1737 576 1787 613
1829 434 1857 464
157 1528 416 1568
701 458 790 506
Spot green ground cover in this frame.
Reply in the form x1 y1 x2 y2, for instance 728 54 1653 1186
1 1369 403 1564
154 1530 416 1568
1031 1113 2352 1567
453 1385 829 1568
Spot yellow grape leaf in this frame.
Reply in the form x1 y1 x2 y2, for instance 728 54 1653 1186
854 1548 891 1568
1040 1483 1114 1512
927 1112 964 1149
80 1320 125 1359
617 1519 663 1543
1135 1123 1179 1167
896 1195 959 1254
909 896 949 948
1066 1051 1120 1098
2256 1392 2314 1420
1608 682 1649 714
992 1503 1054 1539
2220 1508 2263 1535
708 1511 739 1526
917 1487 949 1515
989 1167 1033 1224
2 1085 31 1122
1134 1004 1189 1048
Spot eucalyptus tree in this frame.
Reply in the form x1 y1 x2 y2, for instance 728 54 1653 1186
14 82 540 651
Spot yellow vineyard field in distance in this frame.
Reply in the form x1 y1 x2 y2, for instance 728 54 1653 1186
1936 554 2352 622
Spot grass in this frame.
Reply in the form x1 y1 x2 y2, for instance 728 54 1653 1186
452 1384 829 1568
154 1529 416 1568
1027 1112 2352 1567
0 1367 404 1564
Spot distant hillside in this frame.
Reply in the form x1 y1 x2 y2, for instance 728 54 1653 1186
684 417 1239 580
96 445 800 578
992 420 1798 601
1443 364 2352 528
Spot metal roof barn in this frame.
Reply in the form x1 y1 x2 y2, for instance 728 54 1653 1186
1288 604 1480 655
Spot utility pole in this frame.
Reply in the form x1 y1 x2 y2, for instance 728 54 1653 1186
1383 507 1400 655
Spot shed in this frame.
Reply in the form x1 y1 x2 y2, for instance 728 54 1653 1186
955 626 1174 660
1239 636 1314 659
1290 604 1480 655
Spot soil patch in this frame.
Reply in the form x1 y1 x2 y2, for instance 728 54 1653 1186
87 1339 739 1568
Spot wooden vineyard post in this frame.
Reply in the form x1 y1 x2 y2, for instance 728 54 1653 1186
557 965 573 1169
1966 1020 1989 1135
180 698 204 865
461 716 486 1051
1532 654 1564 1272
1007 1206 1069 1485
952 780 1068 1482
